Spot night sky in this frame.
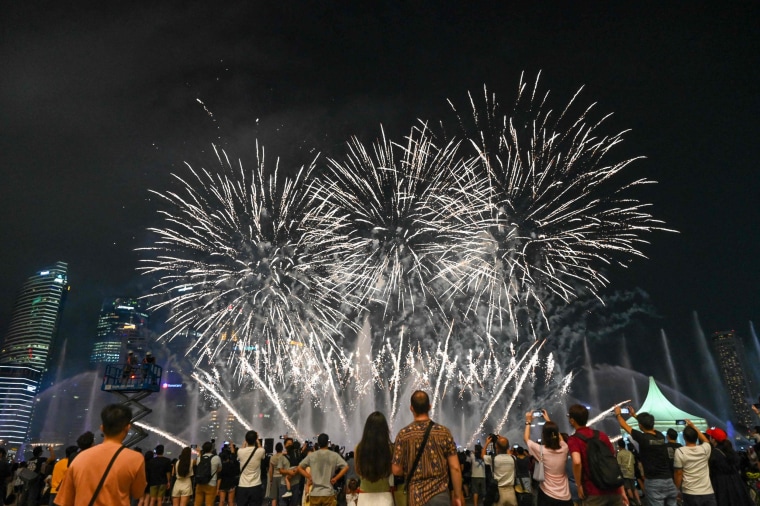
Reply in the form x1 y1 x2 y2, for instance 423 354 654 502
1 2 759 380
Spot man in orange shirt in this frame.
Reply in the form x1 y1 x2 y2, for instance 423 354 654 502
54 404 147 506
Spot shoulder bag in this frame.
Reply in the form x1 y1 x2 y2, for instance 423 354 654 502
404 421 435 496
240 447 259 475
88 445 126 506
532 446 545 482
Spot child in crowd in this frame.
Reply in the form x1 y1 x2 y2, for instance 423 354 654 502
345 478 359 506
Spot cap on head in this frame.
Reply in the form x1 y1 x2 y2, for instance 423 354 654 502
147 351 152 356
706 427 727 443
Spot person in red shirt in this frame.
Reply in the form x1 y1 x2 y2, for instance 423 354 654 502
566 404 627 506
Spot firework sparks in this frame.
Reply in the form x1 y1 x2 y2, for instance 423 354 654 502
303 125 478 316
139 144 347 370
448 73 675 335
141 75 671 442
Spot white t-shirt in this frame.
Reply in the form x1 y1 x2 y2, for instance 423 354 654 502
469 454 486 479
485 454 514 487
674 443 713 496
238 446 266 487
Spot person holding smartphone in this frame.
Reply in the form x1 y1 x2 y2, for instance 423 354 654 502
524 410 572 506
237 431 267 506
615 405 678 506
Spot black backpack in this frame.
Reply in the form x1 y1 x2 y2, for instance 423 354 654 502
195 455 215 485
574 430 624 490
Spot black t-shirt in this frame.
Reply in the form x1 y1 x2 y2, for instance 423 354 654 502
514 455 531 478
665 442 682 472
147 456 173 486
630 429 671 479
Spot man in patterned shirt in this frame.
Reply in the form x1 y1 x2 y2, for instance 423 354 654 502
392 390 463 506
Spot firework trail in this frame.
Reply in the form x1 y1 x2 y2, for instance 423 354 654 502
448 73 674 335
308 330 349 434
240 358 302 439
588 400 631 427
430 321 455 416
467 340 541 446
192 370 254 429
134 421 188 449
493 344 544 434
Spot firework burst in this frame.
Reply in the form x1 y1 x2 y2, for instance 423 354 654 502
448 73 674 335
303 125 478 318
140 75 672 443
139 144 346 373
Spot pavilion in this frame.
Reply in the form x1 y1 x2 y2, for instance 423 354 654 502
621 376 708 435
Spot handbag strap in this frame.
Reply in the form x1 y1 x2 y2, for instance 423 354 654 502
406 421 434 489
88 445 126 506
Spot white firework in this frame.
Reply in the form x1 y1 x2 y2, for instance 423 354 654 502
449 73 674 335
139 144 346 376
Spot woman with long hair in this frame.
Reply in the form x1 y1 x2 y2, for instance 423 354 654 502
354 411 394 506
171 447 194 506
523 410 572 506
706 428 754 506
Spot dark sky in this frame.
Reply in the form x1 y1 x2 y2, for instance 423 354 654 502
1 2 759 374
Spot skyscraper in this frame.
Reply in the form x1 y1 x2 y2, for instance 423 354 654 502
712 330 753 429
90 297 150 365
0 261 69 446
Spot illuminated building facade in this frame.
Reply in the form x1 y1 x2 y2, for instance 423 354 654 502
0 366 41 447
0 262 69 446
90 297 149 364
712 330 753 429
0 262 69 371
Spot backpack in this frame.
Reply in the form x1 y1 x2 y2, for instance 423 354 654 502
195 455 215 485
574 430 624 490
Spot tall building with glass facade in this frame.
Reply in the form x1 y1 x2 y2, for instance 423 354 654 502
90 297 149 365
712 330 753 429
0 262 69 446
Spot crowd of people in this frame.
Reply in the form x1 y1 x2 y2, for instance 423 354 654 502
4 394 760 506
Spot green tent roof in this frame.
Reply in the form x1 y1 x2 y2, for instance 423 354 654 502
623 376 708 433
